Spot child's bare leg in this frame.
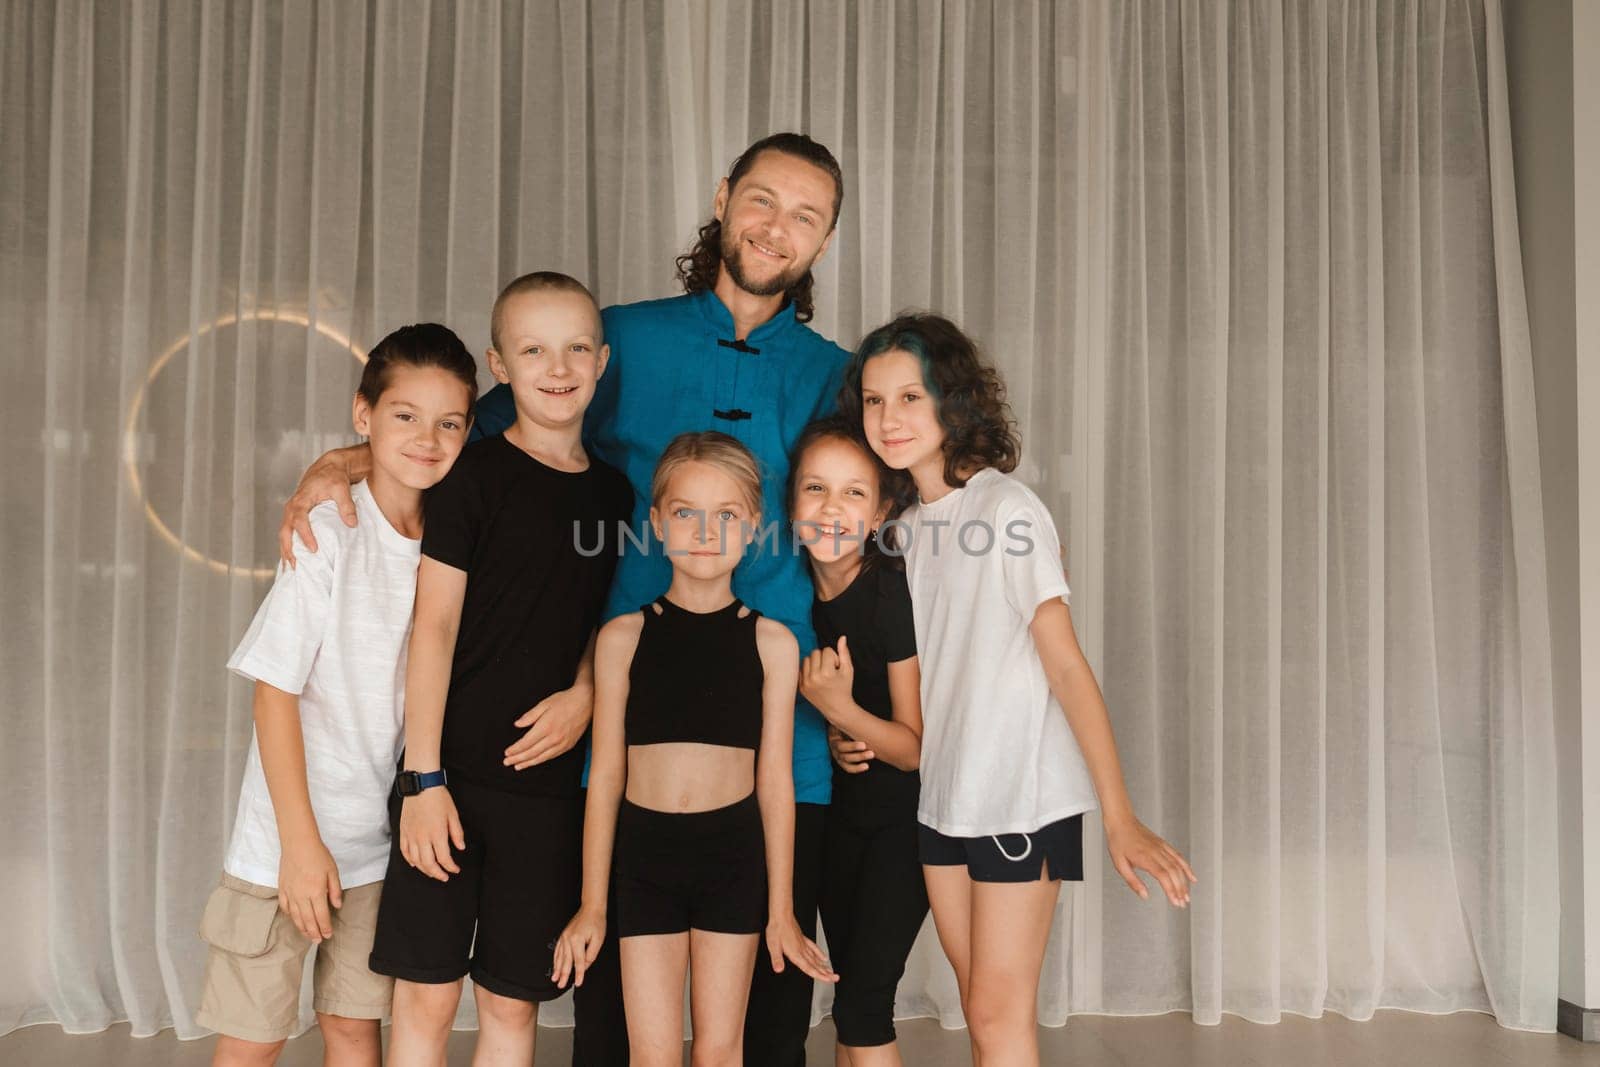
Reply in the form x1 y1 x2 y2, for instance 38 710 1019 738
315 1013 382 1067
839 1041 904 1067
620 933 690 1067
964 873 1059 1067
922 865 974 1009
687 930 759 1067
211 1035 286 1067
923 864 979 1065
387 978 462 1067
471 984 537 1066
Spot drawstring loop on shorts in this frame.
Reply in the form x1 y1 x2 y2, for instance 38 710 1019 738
990 833 1033 862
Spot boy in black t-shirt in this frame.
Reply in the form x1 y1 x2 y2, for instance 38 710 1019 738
369 272 633 1064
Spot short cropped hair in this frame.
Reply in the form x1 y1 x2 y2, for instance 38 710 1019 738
651 431 765 520
356 322 478 409
490 270 602 353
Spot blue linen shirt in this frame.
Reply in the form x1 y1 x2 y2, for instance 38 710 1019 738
471 289 850 804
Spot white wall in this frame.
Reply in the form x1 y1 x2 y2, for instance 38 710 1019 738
1573 0 1600 1009
1503 0 1600 1011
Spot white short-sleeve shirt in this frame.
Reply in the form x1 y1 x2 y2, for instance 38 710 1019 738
223 480 418 888
900 468 1098 837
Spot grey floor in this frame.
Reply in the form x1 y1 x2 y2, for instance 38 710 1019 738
1 1012 1594 1067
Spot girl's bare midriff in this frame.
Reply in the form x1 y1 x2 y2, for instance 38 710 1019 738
626 742 756 812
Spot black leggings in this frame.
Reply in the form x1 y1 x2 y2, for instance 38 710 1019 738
818 802 929 1047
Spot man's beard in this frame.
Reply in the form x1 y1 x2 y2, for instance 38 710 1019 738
721 227 809 297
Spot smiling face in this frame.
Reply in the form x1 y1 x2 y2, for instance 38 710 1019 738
861 348 946 487
713 149 838 298
650 460 760 582
486 288 609 431
790 436 889 566
353 363 474 491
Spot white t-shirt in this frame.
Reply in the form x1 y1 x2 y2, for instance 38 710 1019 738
223 480 418 888
900 467 1098 837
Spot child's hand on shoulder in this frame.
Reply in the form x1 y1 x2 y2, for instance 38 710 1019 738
765 913 838 984
1105 816 1196 908
552 905 606 989
278 447 364 565
277 837 344 943
800 636 854 719
398 787 465 882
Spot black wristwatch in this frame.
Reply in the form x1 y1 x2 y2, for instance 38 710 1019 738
395 769 448 797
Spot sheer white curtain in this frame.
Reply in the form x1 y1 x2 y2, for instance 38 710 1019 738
0 0 1557 1041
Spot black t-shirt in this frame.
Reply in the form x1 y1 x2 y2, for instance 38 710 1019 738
421 434 633 795
811 562 920 814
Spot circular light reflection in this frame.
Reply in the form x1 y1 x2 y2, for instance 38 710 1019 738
121 308 366 579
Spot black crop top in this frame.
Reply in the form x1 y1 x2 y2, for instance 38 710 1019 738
625 596 765 751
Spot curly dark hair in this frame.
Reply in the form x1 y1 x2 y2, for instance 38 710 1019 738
786 414 914 571
839 313 1021 489
674 132 844 324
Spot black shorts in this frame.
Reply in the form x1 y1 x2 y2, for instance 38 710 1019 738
614 794 767 937
369 774 582 1002
918 814 1085 884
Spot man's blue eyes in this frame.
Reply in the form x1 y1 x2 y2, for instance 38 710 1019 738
750 195 812 226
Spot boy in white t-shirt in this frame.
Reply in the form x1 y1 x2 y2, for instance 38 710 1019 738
196 324 477 1067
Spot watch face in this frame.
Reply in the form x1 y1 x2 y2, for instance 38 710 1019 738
396 771 421 797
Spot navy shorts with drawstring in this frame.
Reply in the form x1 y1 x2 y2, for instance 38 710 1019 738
918 814 1084 883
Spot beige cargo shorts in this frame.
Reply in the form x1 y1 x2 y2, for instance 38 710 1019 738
194 873 391 1043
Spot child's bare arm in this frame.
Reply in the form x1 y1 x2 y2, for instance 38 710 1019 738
578 619 634 909
398 556 468 882
756 622 799 920
253 680 342 941
553 616 640 989
755 620 836 983
1031 598 1196 907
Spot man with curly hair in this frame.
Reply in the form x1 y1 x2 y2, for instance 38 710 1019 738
281 132 850 1067
546 132 849 1067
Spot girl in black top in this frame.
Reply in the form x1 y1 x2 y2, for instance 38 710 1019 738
790 416 928 1065
552 431 836 1066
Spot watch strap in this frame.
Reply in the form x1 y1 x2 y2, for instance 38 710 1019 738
413 769 448 790
396 768 449 796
